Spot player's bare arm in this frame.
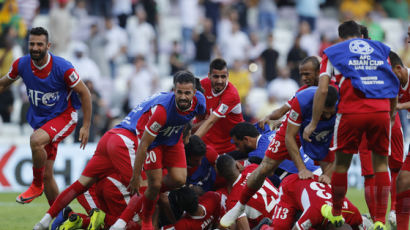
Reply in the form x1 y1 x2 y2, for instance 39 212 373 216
128 130 156 195
389 96 398 125
318 160 334 184
72 80 92 149
286 122 314 180
258 103 290 129
0 75 15 93
303 76 330 142
397 101 410 110
194 113 220 138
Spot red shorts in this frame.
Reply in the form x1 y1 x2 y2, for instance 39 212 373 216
265 135 293 161
82 128 137 185
332 112 390 155
359 115 404 176
401 155 410 172
143 136 187 170
39 106 77 160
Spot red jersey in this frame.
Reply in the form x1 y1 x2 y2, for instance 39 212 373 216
199 78 244 154
398 68 410 111
320 54 390 114
226 164 279 228
161 192 222 230
272 174 362 229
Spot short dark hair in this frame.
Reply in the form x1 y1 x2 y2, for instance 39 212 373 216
209 58 227 73
29 27 49 42
168 186 198 215
216 154 237 179
325 85 338 108
359 25 369 39
195 77 205 94
185 135 207 157
230 122 259 140
173 70 196 88
300 56 320 72
389 51 404 67
338 20 361 39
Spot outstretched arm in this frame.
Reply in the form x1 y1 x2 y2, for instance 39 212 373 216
72 80 92 149
194 113 220 138
286 122 313 180
258 104 291 129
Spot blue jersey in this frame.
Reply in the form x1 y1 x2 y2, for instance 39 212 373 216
186 156 216 192
253 124 319 173
15 54 81 129
324 38 399 99
296 87 336 161
116 91 206 149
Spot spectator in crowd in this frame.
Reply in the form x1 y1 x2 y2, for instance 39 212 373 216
299 20 320 57
112 0 132 28
126 6 156 64
257 0 277 36
87 22 109 78
340 0 373 20
169 40 185 76
259 33 279 84
0 0 27 46
0 27 15 122
48 0 71 55
229 59 252 104
380 0 409 21
70 42 102 88
287 34 308 84
267 66 299 105
361 13 385 42
192 18 216 78
295 0 325 31
179 0 200 61
220 21 250 67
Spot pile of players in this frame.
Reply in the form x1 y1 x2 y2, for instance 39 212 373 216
1 20 409 230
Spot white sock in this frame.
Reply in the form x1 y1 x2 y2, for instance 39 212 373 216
112 219 126 228
40 213 52 227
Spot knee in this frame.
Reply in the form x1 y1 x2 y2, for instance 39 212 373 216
396 172 410 192
171 174 186 188
30 133 47 150
147 180 162 195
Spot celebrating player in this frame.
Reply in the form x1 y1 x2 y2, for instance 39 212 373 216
0 27 92 205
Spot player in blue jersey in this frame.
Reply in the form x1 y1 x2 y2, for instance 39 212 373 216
229 122 320 187
33 71 206 230
0 27 92 205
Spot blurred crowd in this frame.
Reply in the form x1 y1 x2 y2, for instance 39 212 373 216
0 0 409 142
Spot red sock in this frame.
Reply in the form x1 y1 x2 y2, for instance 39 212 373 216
239 185 258 205
120 195 143 222
390 169 400 211
374 172 390 224
331 172 348 216
364 176 376 219
141 194 158 223
47 181 87 217
33 166 44 187
396 190 410 230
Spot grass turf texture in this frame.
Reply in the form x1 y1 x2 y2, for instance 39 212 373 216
0 189 395 229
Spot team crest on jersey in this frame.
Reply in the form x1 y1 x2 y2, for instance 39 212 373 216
218 103 229 114
289 109 299 121
69 71 79 83
42 92 60 106
150 121 162 133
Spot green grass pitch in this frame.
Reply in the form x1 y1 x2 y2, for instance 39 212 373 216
0 189 393 229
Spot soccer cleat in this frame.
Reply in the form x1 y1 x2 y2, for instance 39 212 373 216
252 217 273 230
388 210 397 228
51 206 73 230
87 208 106 230
220 201 245 227
360 214 374 230
33 222 48 230
16 184 44 204
321 204 344 228
58 214 83 230
373 221 386 230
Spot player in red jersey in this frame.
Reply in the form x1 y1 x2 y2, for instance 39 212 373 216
0 27 92 205
194 58 244 154
388 49 410 230
260 174 363 230
303 21 399 229
216 154 279 229
160 186 222 230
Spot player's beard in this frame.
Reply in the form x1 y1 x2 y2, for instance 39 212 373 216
29 49 47 61
176 99 191 111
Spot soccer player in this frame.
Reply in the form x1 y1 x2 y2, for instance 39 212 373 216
216 154 279 229
229 122 320 187
302 20 399 229
258 56 321 129
219 85 338 228
160 186 222 230
268 174 363 229
194 58 244 154
388 49 410 230
33 71 206 230
0 27 92 205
